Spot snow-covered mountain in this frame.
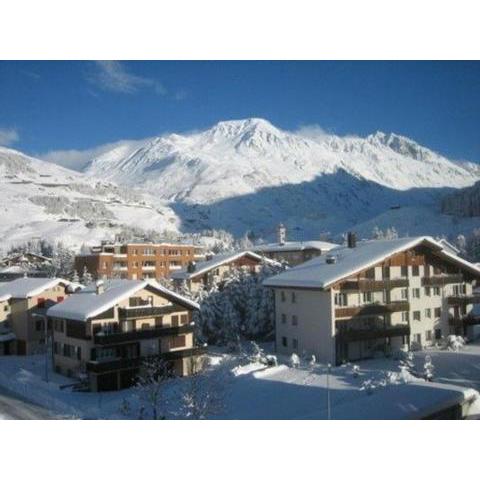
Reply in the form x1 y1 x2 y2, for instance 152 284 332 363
0 146 179 250
2 118 479 250
82 118 480 239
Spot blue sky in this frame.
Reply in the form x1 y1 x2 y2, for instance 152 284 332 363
0 60 479 165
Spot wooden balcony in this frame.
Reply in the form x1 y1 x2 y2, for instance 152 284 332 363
86 346 207 373
422 274 464 286
335 301 410 318
447 295 480 306
118 304 184 319
336 324 410 342
341 278 409 291
94 324 194 345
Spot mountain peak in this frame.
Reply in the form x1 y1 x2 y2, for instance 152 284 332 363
367 131 430 161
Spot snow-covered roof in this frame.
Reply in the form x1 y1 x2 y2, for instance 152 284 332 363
263 236 480 290
253 240 338 254
327 382 477 420
47 279 199 321
171 250 277 281
437 238 461 255
0 277 71 300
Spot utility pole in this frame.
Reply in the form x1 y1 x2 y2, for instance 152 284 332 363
326 363 331 420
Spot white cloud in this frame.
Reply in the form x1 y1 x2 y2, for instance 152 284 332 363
87 61 167 95
294 124 331 142
39 138 150 171
0 127 19 146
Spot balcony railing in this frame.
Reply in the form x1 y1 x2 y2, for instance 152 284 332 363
422 274 464 286
86 346 207 373
118 304 184 319
335 301 410 318
336 324 410 342
341 278 409 291
447 295 480 306
94 323 194 345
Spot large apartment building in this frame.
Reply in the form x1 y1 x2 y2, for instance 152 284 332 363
264 235 480 365
75 241 205 281
253 224 338 266
47 279 203 391
0 277 75 355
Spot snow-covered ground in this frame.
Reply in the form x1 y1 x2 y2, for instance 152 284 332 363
1 342 480 420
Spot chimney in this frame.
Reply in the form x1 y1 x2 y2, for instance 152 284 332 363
277 223 287 246
95 280 105 295
347 232 357 249
187 261 196 273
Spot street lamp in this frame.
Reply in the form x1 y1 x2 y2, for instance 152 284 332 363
32 312 49 383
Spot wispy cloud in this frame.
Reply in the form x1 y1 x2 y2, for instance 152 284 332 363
294 124 331 142
39 138 151 171
87 61 167 95
0 127 19 146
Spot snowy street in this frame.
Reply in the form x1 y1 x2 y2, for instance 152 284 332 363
0 385 56 420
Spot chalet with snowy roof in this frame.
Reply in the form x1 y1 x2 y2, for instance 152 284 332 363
0 277 75 355
264 234 480 365
0 252 53 281
171 250 278 293
47 279 203 391
253 224 338 266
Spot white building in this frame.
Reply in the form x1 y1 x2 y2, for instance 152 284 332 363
264 235 480 365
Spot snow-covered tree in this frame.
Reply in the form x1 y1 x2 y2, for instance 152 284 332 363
423 355 434 382
135 357 171 420
180 356 225 419
81 265 94 285
290 353 300 368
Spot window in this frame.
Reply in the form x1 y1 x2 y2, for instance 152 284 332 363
413 311 421 321
180 314 188 325
433 287 440 296
434 307 441 318
282 336 287 347
435 328 442 340
426 330 432 342
425 308 431 319
401 288 408 300
292 315 298 326
401 266 408 277
362 292 373 304
382 267 390 279
281 314 286 324
291 292 296 303
280 291 286 302
412 288 421 299
401 311 409 322
141 323 150 330
155 316 163 327
170 335 186 349
412 265 420 276
334 293 348 306
53 342 60 354
76 346 82 360
292 338 298 350
425 287 431 297
37 297 46 308
414 333 421 345
35 320 44 331
171 315 179 327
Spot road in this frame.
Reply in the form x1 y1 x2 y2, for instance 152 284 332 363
0 385 57 419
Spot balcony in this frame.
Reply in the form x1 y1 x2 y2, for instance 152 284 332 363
447 295 480 306
341 278 409 291
449 314 480 327
86 346 207 373
422 274 464 287
142 265 156 271
94 323 194 345
336 323 410 342
335 301 410 318
118 304 184 319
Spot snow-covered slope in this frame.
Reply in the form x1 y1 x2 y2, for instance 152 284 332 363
0 146 179 250
83 118 480 238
